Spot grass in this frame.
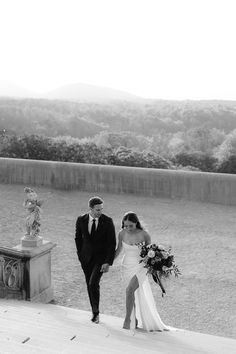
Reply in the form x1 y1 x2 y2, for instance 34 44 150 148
0 183 236 339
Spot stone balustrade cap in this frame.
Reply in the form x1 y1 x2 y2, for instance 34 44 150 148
0 240 56 259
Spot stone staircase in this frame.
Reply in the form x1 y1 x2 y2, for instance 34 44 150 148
0 300 235 354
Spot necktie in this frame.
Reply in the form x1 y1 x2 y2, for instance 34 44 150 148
91 219 96 237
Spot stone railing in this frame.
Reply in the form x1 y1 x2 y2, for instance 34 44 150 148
0 157 236 205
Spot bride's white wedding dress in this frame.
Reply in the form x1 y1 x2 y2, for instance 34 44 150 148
121 240 170 332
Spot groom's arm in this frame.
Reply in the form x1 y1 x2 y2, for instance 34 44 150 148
104 218 116 266
75 216 83 258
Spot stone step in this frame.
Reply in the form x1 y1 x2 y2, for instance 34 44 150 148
0 317 117 350
0 304 120 347
0 300 236 354
0 338 59 354
0 309 106 337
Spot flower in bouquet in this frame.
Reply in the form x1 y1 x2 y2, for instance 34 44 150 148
137 242 181 296
147 250 155 258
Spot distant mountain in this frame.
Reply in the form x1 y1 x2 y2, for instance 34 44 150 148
0 81 39 98
0 81 144 102
43 83 143 102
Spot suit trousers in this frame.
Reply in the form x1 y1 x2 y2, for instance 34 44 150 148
81 259 103 315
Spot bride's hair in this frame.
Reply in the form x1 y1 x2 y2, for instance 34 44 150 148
121 211 143 230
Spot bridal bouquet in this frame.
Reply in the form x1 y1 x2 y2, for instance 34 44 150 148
138 242 181 296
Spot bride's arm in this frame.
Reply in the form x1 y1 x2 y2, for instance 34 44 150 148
114 231 123 259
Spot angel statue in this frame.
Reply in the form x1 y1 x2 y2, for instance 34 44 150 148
23 187 43 238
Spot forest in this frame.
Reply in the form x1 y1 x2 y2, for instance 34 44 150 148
1 97 236 173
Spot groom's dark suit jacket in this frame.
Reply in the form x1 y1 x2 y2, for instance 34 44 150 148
75 213 116 265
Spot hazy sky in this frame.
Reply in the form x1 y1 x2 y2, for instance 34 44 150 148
0 0 236 100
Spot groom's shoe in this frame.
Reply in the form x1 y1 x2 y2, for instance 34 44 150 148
91 313 99 324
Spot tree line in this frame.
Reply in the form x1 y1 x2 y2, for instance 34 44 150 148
0 133 236 173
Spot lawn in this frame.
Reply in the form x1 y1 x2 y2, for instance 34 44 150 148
0 183 236 339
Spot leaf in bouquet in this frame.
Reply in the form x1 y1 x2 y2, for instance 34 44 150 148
165 268 172 276
173 264 181 276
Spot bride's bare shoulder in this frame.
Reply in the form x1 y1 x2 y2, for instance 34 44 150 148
118 229 125 240
142 229 151 243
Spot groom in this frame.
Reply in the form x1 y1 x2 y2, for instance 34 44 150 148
75 196 116 324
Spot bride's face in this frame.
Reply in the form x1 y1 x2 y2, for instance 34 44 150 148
123 220 136 233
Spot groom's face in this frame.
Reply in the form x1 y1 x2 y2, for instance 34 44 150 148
90 203 103 218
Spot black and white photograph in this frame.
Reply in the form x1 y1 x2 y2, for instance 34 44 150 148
0 0 236 353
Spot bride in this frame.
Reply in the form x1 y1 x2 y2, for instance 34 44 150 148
115 211 170 331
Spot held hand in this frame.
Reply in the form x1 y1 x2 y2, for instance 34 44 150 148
100 263 109 273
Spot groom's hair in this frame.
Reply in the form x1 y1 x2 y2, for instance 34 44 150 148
89 196 104 208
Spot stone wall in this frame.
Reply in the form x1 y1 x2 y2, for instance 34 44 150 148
0 157 236 205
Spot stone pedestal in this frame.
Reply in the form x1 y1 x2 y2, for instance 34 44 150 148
21 236 43 248
0 240 56 303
